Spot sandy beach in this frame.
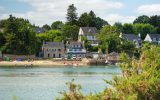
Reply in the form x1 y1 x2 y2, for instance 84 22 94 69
0 59 106 67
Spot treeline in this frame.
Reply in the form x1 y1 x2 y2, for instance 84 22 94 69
0 4 160 55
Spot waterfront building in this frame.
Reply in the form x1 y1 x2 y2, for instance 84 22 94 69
42 42 65 58
66 41 86 59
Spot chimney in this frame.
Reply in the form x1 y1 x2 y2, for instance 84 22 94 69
138 33 141 38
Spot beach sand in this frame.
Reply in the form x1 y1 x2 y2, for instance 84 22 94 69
0 58 106 67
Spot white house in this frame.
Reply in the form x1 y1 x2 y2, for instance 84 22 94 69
119 33 142 48
78 27 99 46
144 34 160 45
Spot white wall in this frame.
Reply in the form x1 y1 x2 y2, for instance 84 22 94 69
144 34 152 42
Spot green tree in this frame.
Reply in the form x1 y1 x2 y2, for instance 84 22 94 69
133 15 150 24
122 23 134 34
51 21 64 30
98 26 121 53
78 12 91 27
66 4 78 25
42 24 51 31
114 22 123 32
36 30 64 42
133 23 157 40
61 24 79 41
1 15 37 54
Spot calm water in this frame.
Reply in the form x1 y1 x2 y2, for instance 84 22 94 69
0 66 121 100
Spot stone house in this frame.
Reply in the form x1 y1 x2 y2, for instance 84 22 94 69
42 42 65 58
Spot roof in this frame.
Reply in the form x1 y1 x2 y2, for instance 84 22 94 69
34 27 45 34
43 42 64 48
122 34 141 41
148 34 160 40
67 41 83 49
81 27 98 35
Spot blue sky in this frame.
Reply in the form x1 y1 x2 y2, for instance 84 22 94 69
0 0 160 26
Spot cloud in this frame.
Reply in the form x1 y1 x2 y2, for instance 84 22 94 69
137 4 160 15
105 14 136 25
0 0 124 26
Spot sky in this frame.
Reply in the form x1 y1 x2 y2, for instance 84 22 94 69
0 0 160 26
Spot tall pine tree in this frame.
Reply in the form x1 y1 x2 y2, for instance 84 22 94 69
66 4 78 25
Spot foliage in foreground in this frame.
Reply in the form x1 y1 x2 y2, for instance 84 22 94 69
57 46 160 100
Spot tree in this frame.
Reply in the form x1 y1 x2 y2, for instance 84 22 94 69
51 21 64 30
114 22 123 32
88 10 96 27
78 11 109 30
98 26 121 53
1 15 37 54
42 24 51 31
66 4 78 25
95 17 109 30
133 15 150 24
133 23 157 39
78 12 91 27
61 24 79 41
36 30 64 42
58 46 160 100
149 15 160 33
122 23 134 34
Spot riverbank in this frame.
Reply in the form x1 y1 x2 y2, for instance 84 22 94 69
0 59 106 67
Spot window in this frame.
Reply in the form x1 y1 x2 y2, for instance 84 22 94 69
53 54 55 58
58 49 61 52
48 54 50 57
59 54 61 58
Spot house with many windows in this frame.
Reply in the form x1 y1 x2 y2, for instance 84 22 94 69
66 41 86 59
120 33 142 48
144 34 160 45
78 27 99 46
42 42 65 58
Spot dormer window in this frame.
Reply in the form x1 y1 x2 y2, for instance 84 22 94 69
88 29 91 33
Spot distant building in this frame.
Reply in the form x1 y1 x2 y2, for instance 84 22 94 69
42 42 65 58
144 34 160 45
66 41 86 58
120 33 142 48
34 27 45 34
78 27 99 46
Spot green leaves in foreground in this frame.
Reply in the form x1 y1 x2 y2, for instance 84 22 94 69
57 46 160 100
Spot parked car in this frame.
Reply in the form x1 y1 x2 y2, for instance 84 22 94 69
72 55 76 59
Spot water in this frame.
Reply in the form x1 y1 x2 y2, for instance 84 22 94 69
0 66 121 100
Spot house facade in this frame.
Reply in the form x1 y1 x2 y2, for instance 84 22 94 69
120 33 142 48
144 34 160 45
66 41 86 58
42 42 65 58
78 27 99 46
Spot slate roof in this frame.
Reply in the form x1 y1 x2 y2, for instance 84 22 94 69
148 34 160 40
34 27 45 34
43 42 64 48
67 41 83 49
122 34 141 41
81 27 97 35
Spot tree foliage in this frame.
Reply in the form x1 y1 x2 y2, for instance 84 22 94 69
66 4 78 25
58 45 160 100
0 15 37 54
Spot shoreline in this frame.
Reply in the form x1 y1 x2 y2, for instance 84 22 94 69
0 59 106 67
